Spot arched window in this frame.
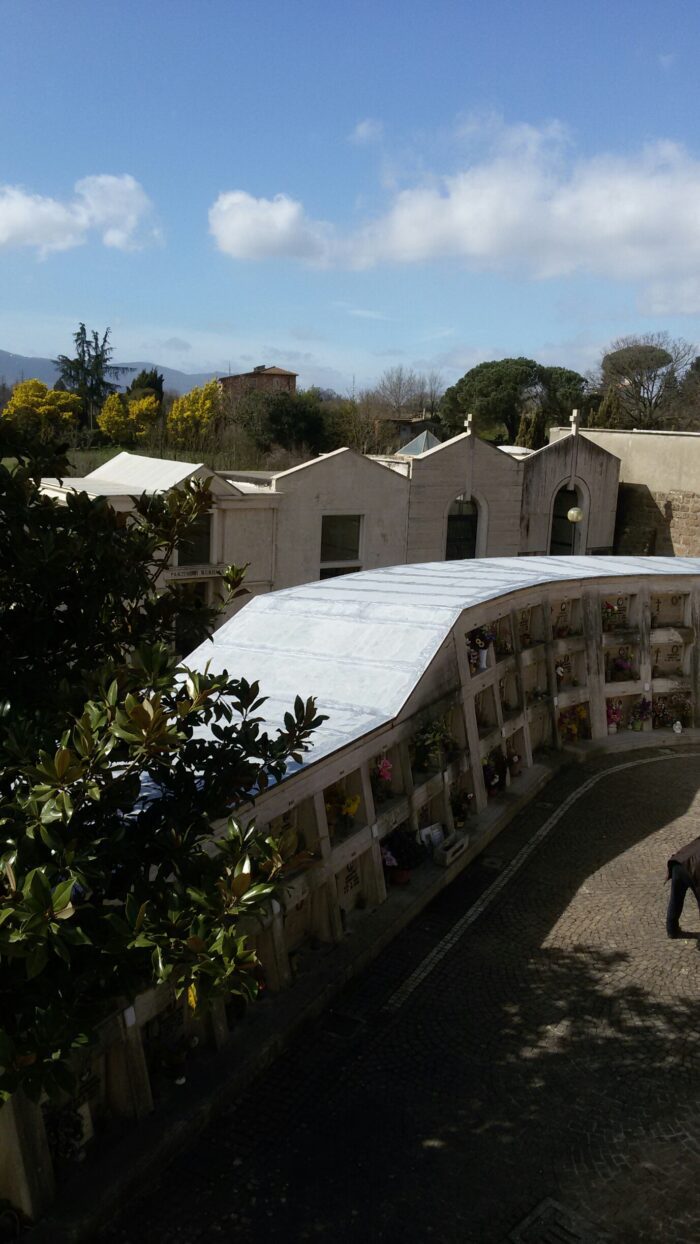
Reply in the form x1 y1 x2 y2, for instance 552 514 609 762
549 486 580 555
446 496 478 560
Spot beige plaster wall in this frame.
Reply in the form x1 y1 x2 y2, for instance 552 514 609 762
548 426 700 492
521 435 619 554
405 434 522 562
220 503 276 585
271 448 409 589
548 427 700 556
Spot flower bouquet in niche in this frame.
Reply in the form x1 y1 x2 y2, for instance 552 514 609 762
411 716 457 773
629 697 651 731
324 784 362 836
610 652 637 682
450 788 474 829
371 755 394 806
507 748 522 777
558 706 580 742
466 625 497 672
601 600 618 632
606 699 623 733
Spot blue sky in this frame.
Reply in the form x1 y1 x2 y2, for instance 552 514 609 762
2 0 700 391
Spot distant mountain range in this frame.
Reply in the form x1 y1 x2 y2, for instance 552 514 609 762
0 349 222 395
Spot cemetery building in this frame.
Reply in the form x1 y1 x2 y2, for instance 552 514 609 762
548 425 700 557
5 553 700 1220
41 421 620 617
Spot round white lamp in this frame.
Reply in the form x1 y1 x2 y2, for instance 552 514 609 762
567 506 584 524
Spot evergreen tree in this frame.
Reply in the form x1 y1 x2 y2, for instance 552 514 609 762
55 324 133 430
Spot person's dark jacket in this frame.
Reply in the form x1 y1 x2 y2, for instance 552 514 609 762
667 836 700 890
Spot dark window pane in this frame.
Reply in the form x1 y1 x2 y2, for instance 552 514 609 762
320 565 360 580
178 513 212 566
549 488 578 555
446 497 477 560
321 515 361 562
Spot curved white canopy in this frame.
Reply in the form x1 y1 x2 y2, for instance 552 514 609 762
185 556 700 769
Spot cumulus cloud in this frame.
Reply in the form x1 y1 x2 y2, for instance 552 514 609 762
350 134 700 280
349 118 383 145
0 174 158 254
208 122 700 311
208 191 331 261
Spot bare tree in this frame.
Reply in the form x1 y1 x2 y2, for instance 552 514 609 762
414 369 444 416
375 365 420 415
598 332 695 429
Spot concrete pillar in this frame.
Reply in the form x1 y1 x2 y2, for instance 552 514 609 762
105 1007 154 1121
0 1091 55 1220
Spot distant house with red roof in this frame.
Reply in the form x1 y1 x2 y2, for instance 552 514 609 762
219 364 297 401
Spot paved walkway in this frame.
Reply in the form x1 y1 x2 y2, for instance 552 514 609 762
99 745 700 1244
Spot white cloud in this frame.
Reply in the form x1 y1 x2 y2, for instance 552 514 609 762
334 301 389 320
642 277 700 315
349 118 384 145
0 174 158 254
208 190 331 261
209 121 700 312
351 135 700 280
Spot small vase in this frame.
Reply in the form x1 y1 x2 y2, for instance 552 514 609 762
607 723 617 735
632 720 642 732
478 649 488 671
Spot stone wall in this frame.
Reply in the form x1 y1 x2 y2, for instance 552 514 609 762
614 485 700 557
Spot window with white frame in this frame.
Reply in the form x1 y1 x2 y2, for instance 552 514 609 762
320 514 362 579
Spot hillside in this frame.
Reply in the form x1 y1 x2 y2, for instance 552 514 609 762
0 349 222 395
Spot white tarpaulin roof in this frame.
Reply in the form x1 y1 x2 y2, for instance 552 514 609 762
184 556 700 771
86 452 204 492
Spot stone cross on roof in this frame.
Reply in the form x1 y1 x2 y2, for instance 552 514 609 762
463 412 473 435
569 408 579 437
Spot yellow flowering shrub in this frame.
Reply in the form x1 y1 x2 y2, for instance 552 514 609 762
97 393 160 445
3 379 81 441
167 379 223 447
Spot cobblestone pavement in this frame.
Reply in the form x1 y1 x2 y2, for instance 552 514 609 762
99 746 700 1244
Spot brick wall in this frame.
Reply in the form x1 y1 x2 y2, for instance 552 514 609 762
614 485 700 556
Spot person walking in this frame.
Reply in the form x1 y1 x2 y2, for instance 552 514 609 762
666 835 700 938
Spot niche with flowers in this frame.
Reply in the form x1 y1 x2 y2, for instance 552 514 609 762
652 692 693 730
605 644 640 685
557 703 591 743
465 623 497 674
410 713 460 778
370 747 402 808
605 695 635 733
449 772 475 829
482 747 508 797
323 773 366 841
601 594 635 634
554 649 586 692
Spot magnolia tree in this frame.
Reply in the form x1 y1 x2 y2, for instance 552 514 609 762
0 425 324 1102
